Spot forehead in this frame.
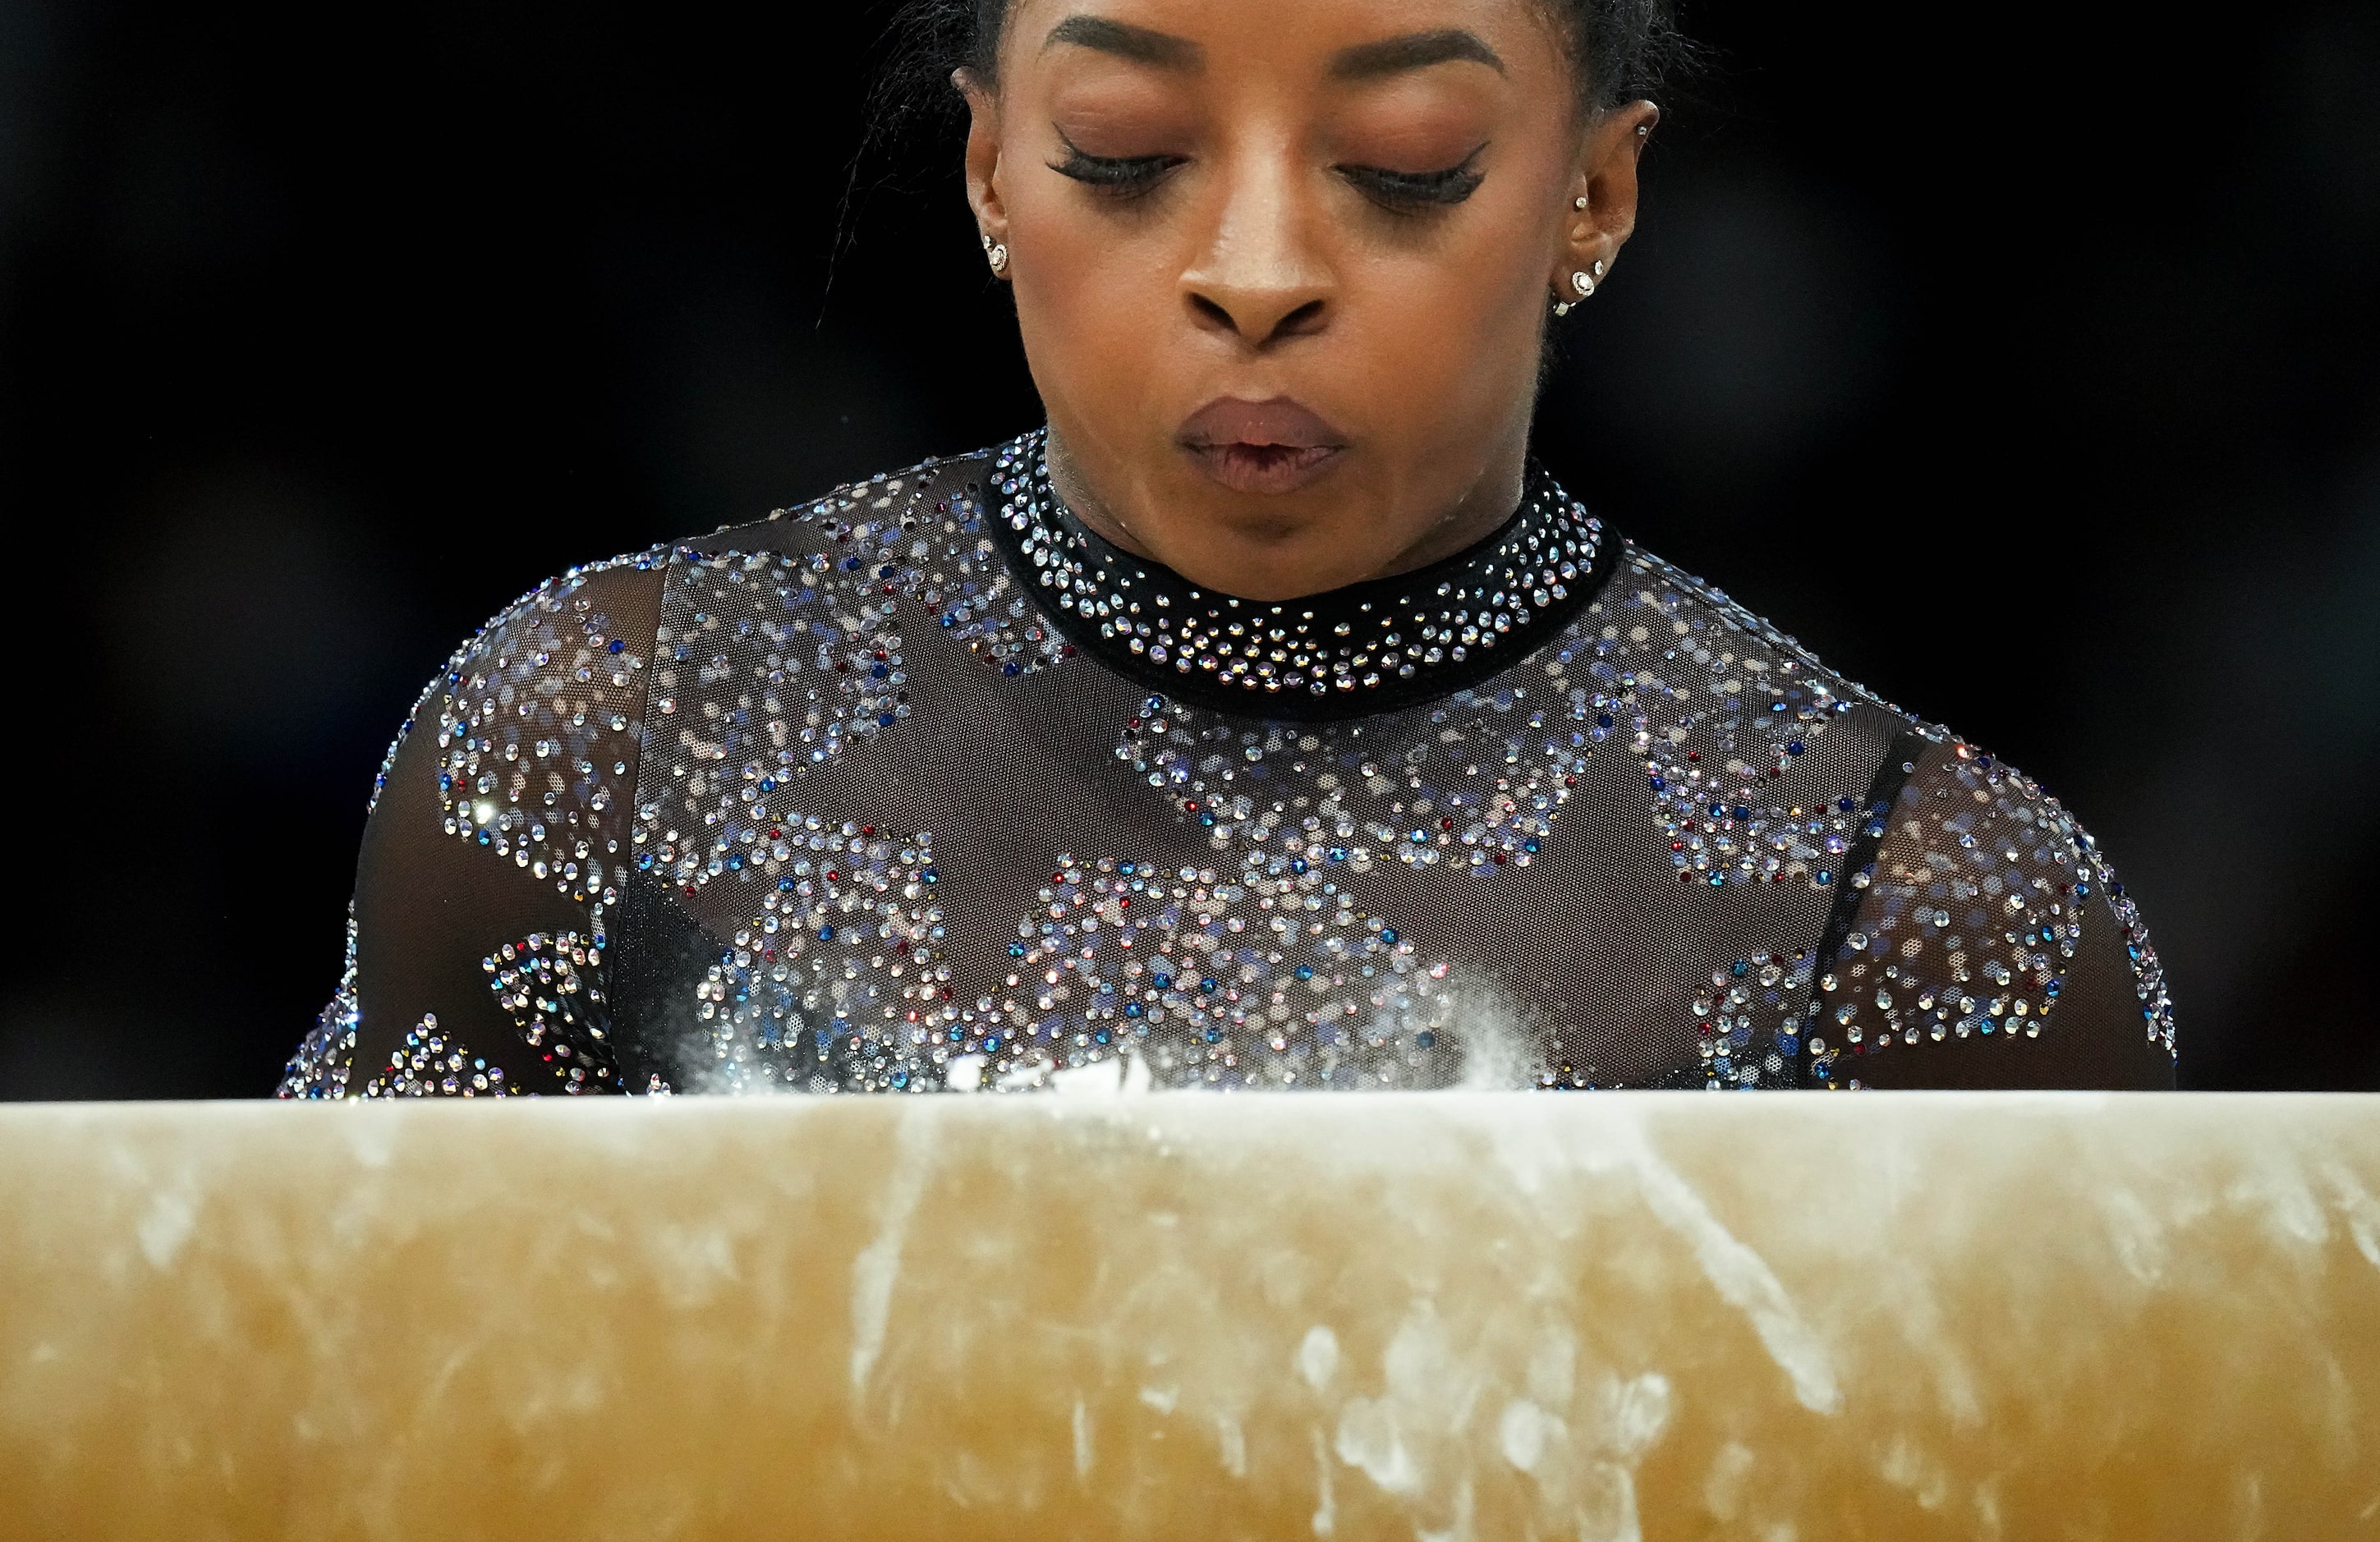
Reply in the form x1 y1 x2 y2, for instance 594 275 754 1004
999 0 1571 84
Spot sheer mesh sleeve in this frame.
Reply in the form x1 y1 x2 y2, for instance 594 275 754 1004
1805 737 2176 1090
276 552 667 1097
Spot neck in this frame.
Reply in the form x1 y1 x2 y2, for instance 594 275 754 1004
1041 429 1529 603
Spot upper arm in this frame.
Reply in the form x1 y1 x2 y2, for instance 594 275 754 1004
1812 738 2176 1090
345 553 669 1095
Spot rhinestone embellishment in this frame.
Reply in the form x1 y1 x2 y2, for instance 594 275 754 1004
990 429 1607 719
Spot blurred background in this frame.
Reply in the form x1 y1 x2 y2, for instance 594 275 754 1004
0 1 2373 1096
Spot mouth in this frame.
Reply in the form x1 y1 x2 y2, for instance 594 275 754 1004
1176 397 1349 496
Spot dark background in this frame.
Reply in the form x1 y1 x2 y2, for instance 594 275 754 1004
2 2 2373 1097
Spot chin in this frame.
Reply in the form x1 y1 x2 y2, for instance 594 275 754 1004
1169 521 1383 602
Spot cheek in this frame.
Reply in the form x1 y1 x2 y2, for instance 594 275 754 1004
1005 194 1182 433
1353 200 1555 429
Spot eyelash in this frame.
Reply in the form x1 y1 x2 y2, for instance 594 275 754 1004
1337 148 1486 211
1049 131 1487 211
1050 131 1185 198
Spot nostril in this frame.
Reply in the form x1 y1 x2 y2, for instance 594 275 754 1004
1186 293 1328 342
1276 300 1326 336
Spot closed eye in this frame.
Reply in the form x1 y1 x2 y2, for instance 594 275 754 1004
1049 126 1185 198
1337 145 1487 211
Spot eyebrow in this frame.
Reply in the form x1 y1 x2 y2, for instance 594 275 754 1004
1043 16 1204 71
1330 29 1506 80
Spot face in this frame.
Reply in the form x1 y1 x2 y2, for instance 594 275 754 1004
963 0 1653 601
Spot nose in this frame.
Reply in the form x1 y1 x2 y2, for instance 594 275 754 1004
1180 152 1332 348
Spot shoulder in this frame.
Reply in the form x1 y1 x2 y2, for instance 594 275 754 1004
1591 539 2175 1084
425 445 1002 750
680 448 1001 560
440 447 1001 673
432 546 675 783
1570 539 1910 870
1828 732 2177 1083
649 445 1064 694
1595 540 1902 717
365 547 671 817
405 547 672 893
450 547 674 680
431 447 1004 732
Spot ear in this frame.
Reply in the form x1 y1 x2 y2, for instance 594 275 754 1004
958 69 1010 264
1551 100 1659 304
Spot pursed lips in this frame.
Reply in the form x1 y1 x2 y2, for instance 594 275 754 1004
1176 396 1349 496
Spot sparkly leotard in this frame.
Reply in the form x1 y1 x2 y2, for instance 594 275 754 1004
278 434 2176 1098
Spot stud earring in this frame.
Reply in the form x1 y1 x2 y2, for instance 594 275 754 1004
1573 195 1588 210
1592 259 1606 278
1571 269 1596 299
981 233 1009 276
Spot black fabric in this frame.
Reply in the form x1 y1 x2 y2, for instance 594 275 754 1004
278 440 2176 1098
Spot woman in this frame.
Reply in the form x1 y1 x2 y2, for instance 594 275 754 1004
279 0 2174 1098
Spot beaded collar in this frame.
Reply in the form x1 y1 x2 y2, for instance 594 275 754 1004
986 429 1614 721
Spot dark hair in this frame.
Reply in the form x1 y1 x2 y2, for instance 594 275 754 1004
870 1 1693 140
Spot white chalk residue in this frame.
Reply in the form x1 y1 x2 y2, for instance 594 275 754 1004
944 1054 985 1093
1702 1439 1754 1520
1416 1477 1475 1542
137 1188 196 1270
1498 1400 1551 1472
1311 1427 1336 1537
1382 1305 1471 1417
1575 1460 1643 1542
1334 1397 1420 1495
1603 1373 1673 1457
1878 1436 1949 1511
1439 974 1535 1091
341 1115 397 1170
1629 1144 1840 1416
848 1111 934 1399
2231 1157 2330 1249
1047 1047 1154 1097
2097 1186 2170 1286
1052 1058 1123 1096
1298 1325 1340 1390
648 1223 739 1308
1139 1385 1179 1415
1486 1101 1836 1418
1216 1415 1247 1477
2322 1163 2380 1272
1073 1398 1093 1478
1974 1478 2005 1541
994 1057 1053 1091
1330 1301 1482 1499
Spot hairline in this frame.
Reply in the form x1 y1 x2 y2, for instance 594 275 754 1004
988 1 1604 109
